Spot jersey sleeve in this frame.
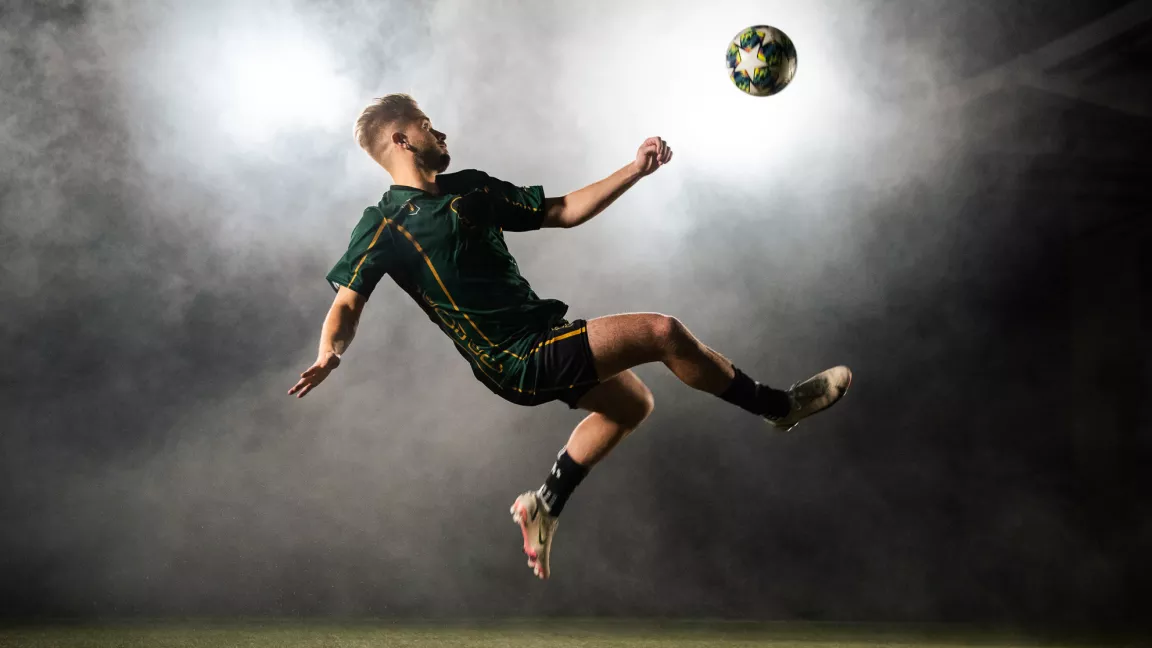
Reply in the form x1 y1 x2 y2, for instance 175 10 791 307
325 207 397 299
443 169 547 232
481 172 547 232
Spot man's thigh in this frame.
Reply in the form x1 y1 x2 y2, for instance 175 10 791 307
585 313 673 380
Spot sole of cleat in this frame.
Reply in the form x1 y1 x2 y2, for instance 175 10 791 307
511 500 535 559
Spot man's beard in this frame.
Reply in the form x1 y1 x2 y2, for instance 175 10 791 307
414 143 451 173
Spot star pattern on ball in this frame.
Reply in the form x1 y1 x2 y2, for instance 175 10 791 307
733 41 767 79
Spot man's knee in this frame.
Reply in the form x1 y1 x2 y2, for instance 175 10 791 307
590 372 655 428
649 314 690 354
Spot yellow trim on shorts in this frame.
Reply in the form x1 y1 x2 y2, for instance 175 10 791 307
509 326 592 395
546 326 587 346
528 326 587 356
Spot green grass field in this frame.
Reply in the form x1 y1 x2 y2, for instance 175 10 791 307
0 621 1137 648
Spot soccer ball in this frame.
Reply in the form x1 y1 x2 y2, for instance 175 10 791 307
726 25 798 97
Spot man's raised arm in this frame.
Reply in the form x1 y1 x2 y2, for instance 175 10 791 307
541 136 672 229
289 286 366 398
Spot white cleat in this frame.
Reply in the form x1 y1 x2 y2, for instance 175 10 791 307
509 491 559 580
765 365 853 432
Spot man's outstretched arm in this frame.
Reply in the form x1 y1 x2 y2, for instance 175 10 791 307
289 286 366 398
541 136 672 229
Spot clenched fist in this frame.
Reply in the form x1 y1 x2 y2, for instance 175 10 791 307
632 136 673 178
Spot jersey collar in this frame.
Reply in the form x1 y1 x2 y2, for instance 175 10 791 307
388 183 442 199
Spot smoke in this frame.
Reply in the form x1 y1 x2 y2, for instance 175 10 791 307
1 0 1144 624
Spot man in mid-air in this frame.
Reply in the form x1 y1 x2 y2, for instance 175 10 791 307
289 94 852 580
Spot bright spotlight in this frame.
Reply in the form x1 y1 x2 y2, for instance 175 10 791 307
212 28 356 147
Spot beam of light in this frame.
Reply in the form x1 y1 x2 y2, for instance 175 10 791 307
208 25 357 148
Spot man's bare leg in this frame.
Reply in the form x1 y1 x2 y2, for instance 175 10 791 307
514 312 850 579
559 313 746 469
565 370 654 466
582 313 849 430
556 312 849 508
511 371 653 579
585 312 737 391
551 313 788 468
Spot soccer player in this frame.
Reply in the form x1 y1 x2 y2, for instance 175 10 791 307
289 94 852 580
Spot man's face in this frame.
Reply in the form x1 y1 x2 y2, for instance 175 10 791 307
400 112 450 173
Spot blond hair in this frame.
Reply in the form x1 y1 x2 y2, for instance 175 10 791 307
354 94 422 157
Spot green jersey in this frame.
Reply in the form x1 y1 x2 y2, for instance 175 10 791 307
326 169 569 389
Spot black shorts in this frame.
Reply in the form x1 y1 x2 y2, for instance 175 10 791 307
487 319 601 409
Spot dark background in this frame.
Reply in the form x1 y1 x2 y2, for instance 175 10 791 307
1 0 1149 628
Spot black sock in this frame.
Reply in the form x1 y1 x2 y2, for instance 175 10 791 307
537 449 588 517
719 367 791 419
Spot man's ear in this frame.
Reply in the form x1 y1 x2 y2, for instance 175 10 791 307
391 131 407 149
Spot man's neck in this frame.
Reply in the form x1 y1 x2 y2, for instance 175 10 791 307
389 166 439 195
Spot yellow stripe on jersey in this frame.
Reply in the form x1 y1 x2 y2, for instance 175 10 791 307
347 219 390 288
389 219 506 354
385 201 553 364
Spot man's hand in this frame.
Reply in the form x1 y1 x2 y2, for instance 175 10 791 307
631 136 673 178
288 351 342 398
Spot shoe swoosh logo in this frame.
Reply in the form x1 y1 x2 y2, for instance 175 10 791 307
538 526 547 545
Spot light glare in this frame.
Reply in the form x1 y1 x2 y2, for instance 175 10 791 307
213 28 355 147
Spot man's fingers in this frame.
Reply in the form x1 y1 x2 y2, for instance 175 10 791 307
296 383 315 398
637 137 670 174
288 378 308 395
641 137 671 168
290 370 325 395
